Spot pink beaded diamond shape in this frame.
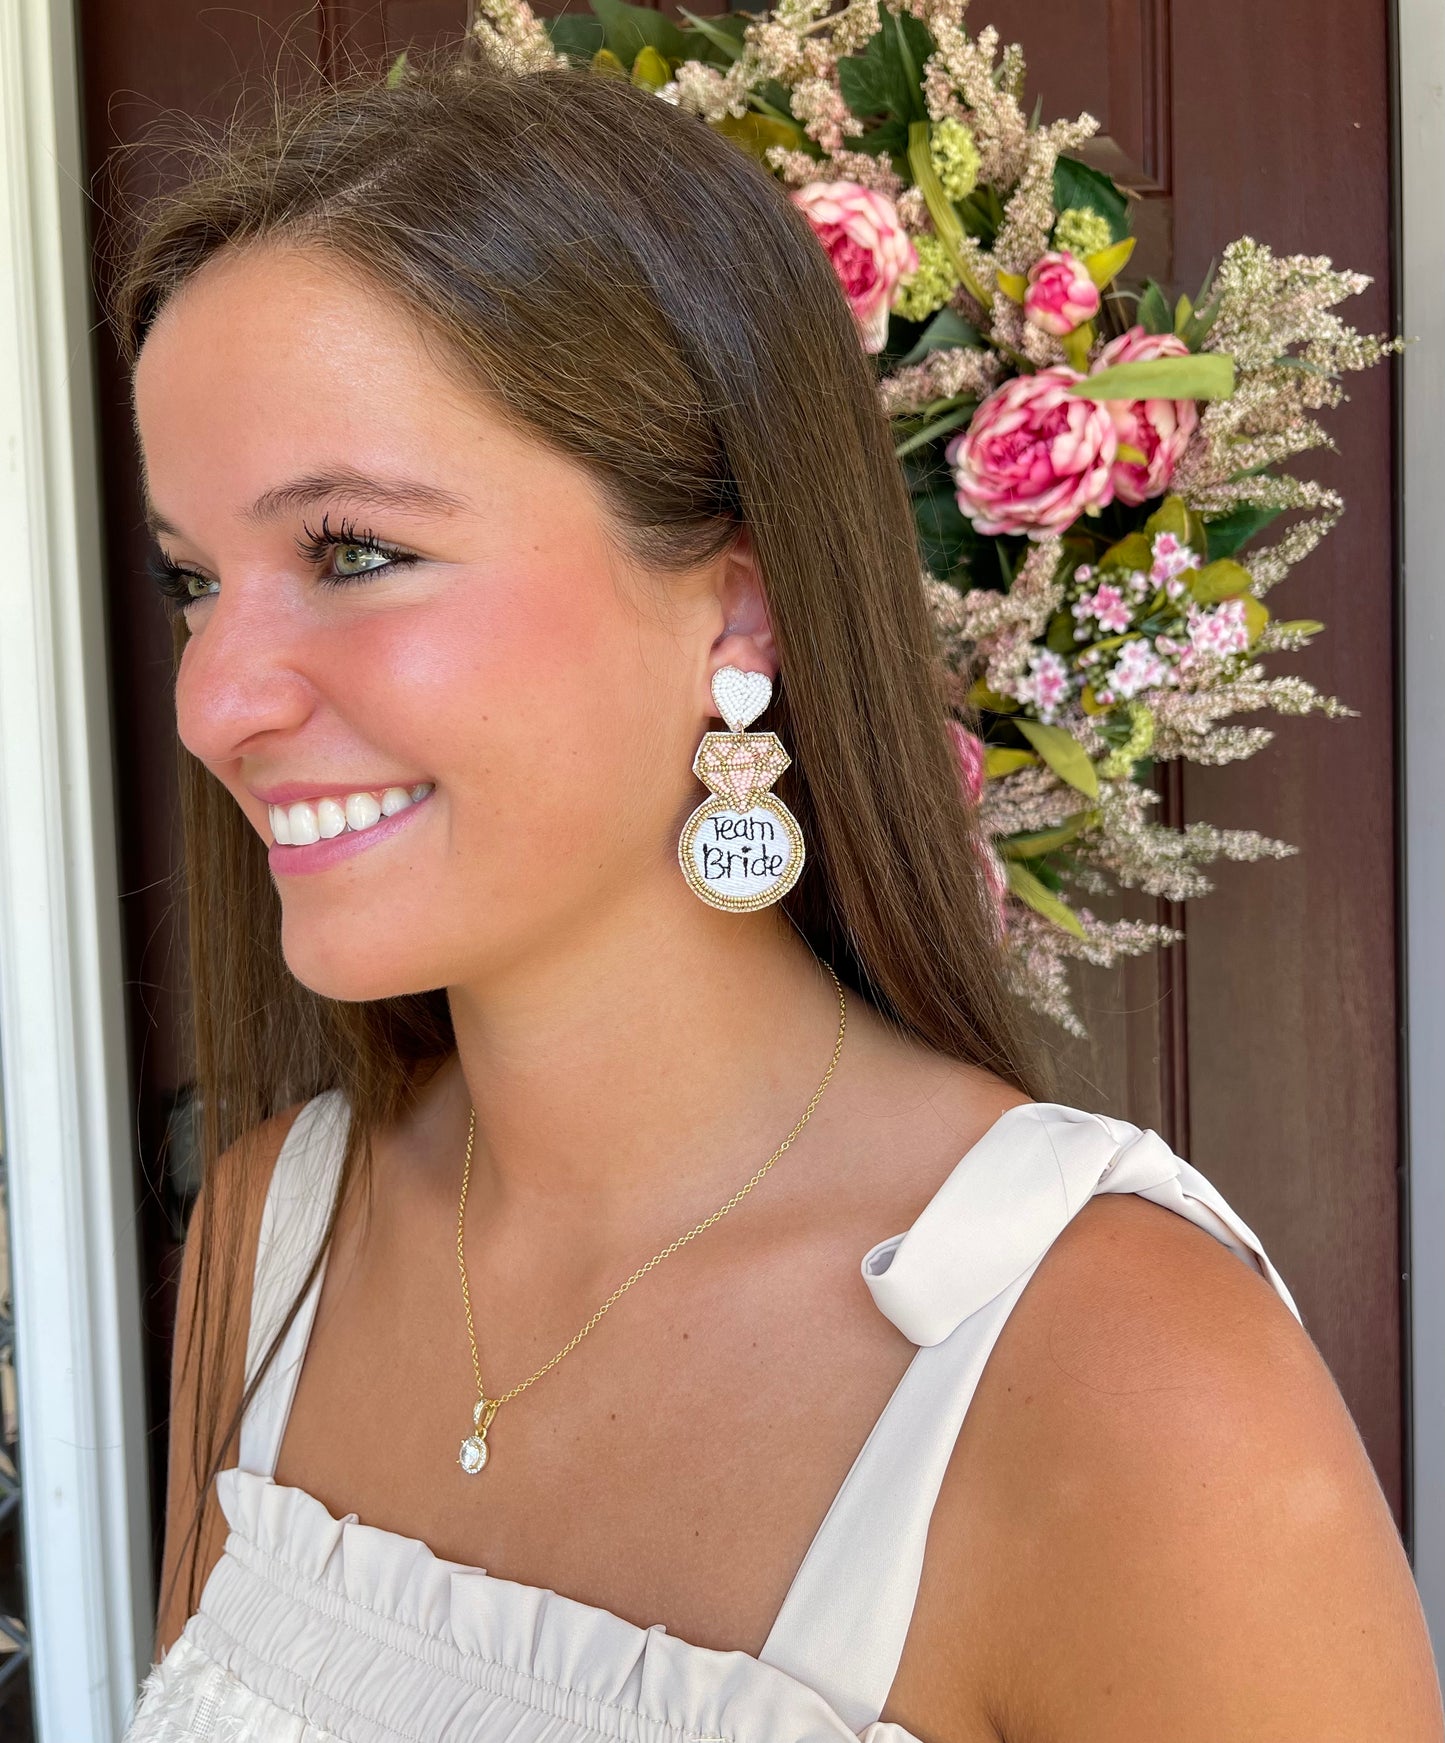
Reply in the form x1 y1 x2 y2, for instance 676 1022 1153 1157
693 731 790 810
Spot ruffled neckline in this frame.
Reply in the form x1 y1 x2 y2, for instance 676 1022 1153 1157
211 1463 925 1742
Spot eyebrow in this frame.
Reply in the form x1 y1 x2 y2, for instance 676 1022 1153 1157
143 468 471 541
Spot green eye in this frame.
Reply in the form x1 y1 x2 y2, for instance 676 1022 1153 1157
296 512 420 589
334 541 393 576
147 550 217 608
147 510 422 616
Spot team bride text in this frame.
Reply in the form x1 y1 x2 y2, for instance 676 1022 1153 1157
700 812 787 883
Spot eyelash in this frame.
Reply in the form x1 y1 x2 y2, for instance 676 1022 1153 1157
147 511 420 612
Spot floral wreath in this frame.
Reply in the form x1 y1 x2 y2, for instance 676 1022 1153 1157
409 0 1399 1035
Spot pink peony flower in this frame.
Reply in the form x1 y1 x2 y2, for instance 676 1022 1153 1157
1023 251 1101 337
948 720 987 805
789 180 918 354
1091 327 1200 505
945 367 1119 539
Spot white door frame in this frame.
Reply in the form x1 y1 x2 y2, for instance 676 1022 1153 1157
1400 0 1445 1667
0 0 154 1735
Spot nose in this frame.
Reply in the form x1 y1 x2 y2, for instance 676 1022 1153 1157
174 571 318 767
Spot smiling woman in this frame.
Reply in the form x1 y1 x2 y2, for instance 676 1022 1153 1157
105 29 1442 1743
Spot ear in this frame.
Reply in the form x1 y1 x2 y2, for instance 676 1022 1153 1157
708 525 778 683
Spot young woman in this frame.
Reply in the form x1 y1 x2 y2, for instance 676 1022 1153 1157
114 40 1442 1743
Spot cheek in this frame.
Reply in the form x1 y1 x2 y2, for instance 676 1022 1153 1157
351 568 695 880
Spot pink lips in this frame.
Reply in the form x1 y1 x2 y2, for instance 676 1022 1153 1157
267 788 434 875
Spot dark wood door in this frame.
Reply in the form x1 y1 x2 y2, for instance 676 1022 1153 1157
981 0 1402 1527
76 0 1404 1610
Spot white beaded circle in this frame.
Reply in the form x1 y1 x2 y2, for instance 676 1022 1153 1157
678 792 805 911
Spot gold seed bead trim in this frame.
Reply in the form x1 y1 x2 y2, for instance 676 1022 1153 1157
677 792 806 912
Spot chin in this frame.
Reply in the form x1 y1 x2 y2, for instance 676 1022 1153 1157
278 930 445 1005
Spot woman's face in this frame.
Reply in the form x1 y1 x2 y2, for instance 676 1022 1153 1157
132 243 734 1002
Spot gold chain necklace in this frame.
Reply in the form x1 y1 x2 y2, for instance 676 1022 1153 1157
455 962 847 1474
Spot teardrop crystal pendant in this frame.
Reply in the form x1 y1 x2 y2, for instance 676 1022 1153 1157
678 666 805 912
459 1396 497 1475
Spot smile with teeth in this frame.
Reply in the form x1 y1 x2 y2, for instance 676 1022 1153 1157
269 783 435 845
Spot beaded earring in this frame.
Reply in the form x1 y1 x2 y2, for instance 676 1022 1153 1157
677 665 805 911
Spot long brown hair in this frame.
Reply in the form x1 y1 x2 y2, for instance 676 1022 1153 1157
105 31 1051 1632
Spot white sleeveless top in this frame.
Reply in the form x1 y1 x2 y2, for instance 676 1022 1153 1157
123 1091 1302 1742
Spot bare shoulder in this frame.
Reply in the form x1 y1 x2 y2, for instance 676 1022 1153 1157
153 1096 310 1660
889 1191 1445 1743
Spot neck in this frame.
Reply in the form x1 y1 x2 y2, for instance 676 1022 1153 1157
414 900 852 1261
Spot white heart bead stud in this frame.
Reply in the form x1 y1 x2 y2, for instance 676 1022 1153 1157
711 666 773 732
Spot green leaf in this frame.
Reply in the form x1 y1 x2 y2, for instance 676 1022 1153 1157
888 7 929 109
1142 493 1207 554
751 77 797 117
1137 279 1173 336
711 109 807 158
999 810 1095 859
1046 609 1079 654
956 187 1002 245
1024 857 1065 892
1188 558 1254 604
1179 266 1224 350
1097 532 1154 573
893 401 977 458
545 13 605 58
1272 618 1326 637
836 54 896 123
1143 495 1188 541
1204 502 1285 560
843 117 911 155
675 7 746 62
1180 302 1222 350
1240 594 1270 644
984 747 1039 777
1060 323 1094 371
631 44 672 89
969 677 1020 712
911 484 979 581
589 0 689 67
1052 156 1131 244
894 308 985 367
905 120 995 311
1070 353 1236 401
836 14 934 126
1083 237 1135 288
1015 720 1101 799
1005 860 1088 938
385 48 408 86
